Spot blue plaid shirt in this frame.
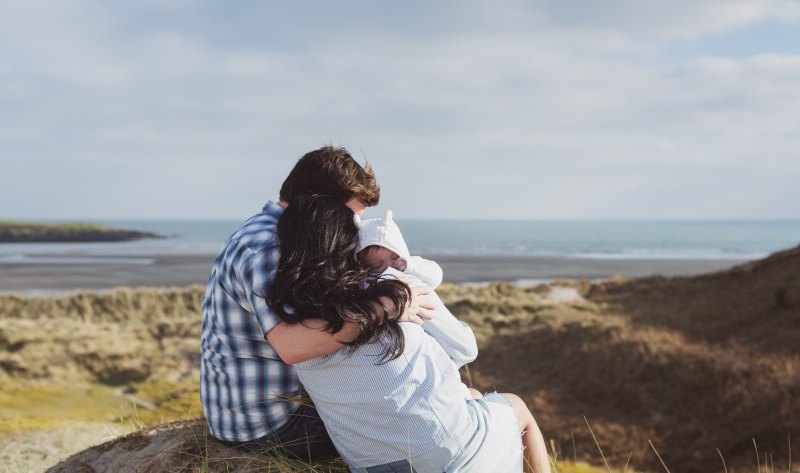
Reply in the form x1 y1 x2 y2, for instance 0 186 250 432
200 201 301 442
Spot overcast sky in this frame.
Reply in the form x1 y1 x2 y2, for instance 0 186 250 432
2 0 799 220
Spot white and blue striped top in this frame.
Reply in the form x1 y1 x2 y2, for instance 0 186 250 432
295 268 478 469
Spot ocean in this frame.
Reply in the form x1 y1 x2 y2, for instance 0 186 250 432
1 219 798 263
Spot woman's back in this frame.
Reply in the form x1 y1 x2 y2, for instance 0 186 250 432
294 271 478 469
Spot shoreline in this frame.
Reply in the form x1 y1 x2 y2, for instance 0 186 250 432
0 253 749 294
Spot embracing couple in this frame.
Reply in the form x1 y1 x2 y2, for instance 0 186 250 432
200 146 551 473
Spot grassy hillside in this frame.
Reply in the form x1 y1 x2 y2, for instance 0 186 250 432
453 246 800 472
0 221 163 242
2 247 799 472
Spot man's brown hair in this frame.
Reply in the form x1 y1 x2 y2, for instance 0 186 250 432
279 146 380 206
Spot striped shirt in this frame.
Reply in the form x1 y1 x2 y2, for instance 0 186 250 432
200 201 301 442
294 269 479 469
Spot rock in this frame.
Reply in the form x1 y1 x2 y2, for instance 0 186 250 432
47 419 348 473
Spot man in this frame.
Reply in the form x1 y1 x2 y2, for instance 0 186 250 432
200 146 433 459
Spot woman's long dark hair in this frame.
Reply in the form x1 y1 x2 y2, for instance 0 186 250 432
267 195 410 362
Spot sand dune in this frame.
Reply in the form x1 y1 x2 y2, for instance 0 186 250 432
1 247 798 472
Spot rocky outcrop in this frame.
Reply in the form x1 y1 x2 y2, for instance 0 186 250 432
46 419 349 473
0 222 164 242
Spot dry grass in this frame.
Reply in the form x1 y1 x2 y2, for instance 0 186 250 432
437 247 800 472
0 286 204 386
2 247 800 472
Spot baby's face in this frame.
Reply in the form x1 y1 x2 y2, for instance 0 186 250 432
359 246 401 273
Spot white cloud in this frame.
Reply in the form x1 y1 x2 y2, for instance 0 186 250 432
0 1 798 219
538 0 788 39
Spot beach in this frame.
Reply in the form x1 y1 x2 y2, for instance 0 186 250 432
0 253 750 293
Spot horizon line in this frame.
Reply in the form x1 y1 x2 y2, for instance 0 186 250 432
4 217 800 223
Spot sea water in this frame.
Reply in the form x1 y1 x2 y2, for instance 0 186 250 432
0 219 798 263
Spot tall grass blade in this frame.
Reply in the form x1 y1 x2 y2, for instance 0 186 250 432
572 431 577 463
583 416 612 473
717 448 728 473
548 454 560 473
622 451 633 473
755 438 762 473
550 438 559 462
648 439 671 473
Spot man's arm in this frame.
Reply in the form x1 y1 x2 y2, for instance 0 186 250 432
236 249 351 365
266 285 435 365
266 319 359 365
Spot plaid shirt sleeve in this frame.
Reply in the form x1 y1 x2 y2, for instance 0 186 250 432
201 203 302 444
237 246 281 336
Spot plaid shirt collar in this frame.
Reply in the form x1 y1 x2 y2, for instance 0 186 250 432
261 200 284 219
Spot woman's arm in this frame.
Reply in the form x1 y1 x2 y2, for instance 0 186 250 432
382 268 477 367
421 290 478 367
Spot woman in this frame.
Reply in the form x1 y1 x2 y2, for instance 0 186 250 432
267 195 551 473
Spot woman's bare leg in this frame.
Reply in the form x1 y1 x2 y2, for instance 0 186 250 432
500 393 551 473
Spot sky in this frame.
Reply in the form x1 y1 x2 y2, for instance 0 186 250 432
1 0 799 220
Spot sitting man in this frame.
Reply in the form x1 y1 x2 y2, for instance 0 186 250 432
199 146 433 459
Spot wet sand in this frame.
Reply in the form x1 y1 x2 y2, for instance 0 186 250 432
0 253 749 294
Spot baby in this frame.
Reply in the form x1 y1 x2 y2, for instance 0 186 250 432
355 211 480 401
354 210 443 288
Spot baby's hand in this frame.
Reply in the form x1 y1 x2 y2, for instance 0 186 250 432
392 258 407 272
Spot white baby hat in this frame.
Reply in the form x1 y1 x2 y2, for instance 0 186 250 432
353 210 411 259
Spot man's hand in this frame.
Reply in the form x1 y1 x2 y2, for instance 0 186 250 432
399 285 435 325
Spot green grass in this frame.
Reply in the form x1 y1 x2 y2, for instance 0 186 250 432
126 379 202 425
554 461 613 473
0 384 131 432
0 380 200 433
